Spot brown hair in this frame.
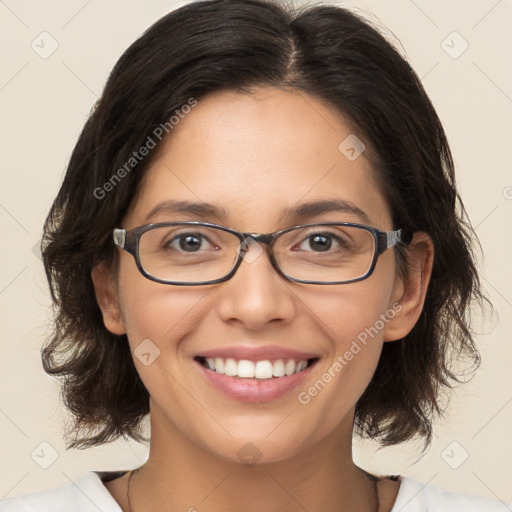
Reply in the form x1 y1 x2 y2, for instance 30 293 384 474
41 0 486 450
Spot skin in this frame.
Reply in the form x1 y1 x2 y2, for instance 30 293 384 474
93 87 433 512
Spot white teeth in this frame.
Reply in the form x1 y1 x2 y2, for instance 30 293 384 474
202 357 311 379
255 361 273 379
238 360 255 378
272 359 285 377
285 359 296 376
224 358 238 376
214 357 225 374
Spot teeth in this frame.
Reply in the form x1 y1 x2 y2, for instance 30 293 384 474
202 357 311 379
224 358 238 376
273 359 285 377
238 360 256 378
214 358 225 374
255 361 273 379
285 360 296 376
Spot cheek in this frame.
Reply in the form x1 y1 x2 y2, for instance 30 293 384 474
116 256 207 356
309 279 394 350
118 281 214 415
298 270 397 405
324 295 385 389
333 255 399 351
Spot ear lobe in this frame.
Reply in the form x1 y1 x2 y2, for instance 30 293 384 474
383 232 434 342
91 262 126 335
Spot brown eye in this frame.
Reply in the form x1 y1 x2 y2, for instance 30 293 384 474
163 232 214 252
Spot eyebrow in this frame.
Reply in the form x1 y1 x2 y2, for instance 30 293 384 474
144 198 371 225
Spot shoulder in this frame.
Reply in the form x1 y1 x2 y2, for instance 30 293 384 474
392 475 511 512
0 471 126 512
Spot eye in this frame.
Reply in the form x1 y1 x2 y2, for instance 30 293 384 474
164 232 215 252
295 231 348 252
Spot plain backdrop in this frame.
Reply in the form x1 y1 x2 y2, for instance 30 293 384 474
1 0 511 504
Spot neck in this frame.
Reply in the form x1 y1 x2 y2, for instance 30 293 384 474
126 408 381 512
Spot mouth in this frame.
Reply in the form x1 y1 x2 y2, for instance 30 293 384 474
192 345 321 402
193 354 320 403
194 356 319 379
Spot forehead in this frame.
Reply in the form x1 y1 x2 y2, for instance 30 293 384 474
126 87 392 231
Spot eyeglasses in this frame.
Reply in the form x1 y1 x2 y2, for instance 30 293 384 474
113 221 411 286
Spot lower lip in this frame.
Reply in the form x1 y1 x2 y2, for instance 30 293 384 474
195 360 317 403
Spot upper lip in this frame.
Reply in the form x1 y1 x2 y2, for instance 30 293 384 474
196 345 319 362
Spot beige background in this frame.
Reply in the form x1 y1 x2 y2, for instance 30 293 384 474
1 0 511 504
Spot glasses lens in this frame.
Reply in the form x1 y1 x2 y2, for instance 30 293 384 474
274 224 375 283
138 225 241 283
137 224 376 284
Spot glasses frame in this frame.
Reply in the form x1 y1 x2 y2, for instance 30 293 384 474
113 221 411 286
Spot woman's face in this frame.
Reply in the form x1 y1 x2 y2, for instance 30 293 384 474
102 87 409 463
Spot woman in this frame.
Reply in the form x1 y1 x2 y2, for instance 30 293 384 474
0 0 507 511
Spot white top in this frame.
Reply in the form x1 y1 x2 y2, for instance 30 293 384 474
0 471 509 511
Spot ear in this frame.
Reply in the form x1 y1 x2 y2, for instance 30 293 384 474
383 232 434 342
91 262 126 335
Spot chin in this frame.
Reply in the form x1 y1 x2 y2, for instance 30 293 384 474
198 429 314 467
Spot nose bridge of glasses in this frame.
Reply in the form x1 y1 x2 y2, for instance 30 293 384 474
237 233 276 265
241 232 274 248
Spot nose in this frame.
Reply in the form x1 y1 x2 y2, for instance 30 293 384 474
215 237 297 330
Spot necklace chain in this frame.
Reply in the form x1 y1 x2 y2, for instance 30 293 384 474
126 466 380 512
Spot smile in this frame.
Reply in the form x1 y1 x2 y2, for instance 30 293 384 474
195 356 317 379
194 355 319 402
